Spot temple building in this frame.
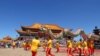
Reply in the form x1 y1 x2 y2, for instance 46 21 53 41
0 36 13 43
17 23 64 40
93 26 100 49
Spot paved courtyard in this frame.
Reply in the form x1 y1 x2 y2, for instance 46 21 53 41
0 47 100 56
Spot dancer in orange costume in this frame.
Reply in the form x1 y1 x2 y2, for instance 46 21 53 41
77 39 83 56
56 41 60 53
12 41 16 49
88 38 94 56
22 42 26 50
30 37 40 56
42 40 47 52
25 41 30 51
83 39 88 56
73 41 78 53
46 36 54 56
67 37 73 56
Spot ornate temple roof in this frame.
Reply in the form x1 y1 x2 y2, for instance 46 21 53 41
44 24 63 30
17 30 38 34
3 36 12 40
17 23 64 36
22 23 63 30
17 30 28 34
0 36 13 42
23 23 42 29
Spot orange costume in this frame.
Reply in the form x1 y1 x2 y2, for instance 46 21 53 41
23 42 26 50
77 41 83 56
73 42 78 53
42 41 47 52
67 40 73 56
46 39 54 56
12 42 16 49
88 40 94 56
56 42 60 53
83 41 88 56
25 42 30 50
30 38 40 56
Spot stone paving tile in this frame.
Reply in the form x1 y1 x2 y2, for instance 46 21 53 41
0 48 99 56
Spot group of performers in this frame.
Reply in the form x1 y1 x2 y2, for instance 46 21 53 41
22 36 94 56
66 37 94 56
28 36 55 56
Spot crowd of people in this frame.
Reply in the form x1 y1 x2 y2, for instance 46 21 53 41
0 36 94 56
0 40 22 48
21 35 94 56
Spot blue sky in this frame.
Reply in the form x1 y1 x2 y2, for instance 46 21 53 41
0 0 100 40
